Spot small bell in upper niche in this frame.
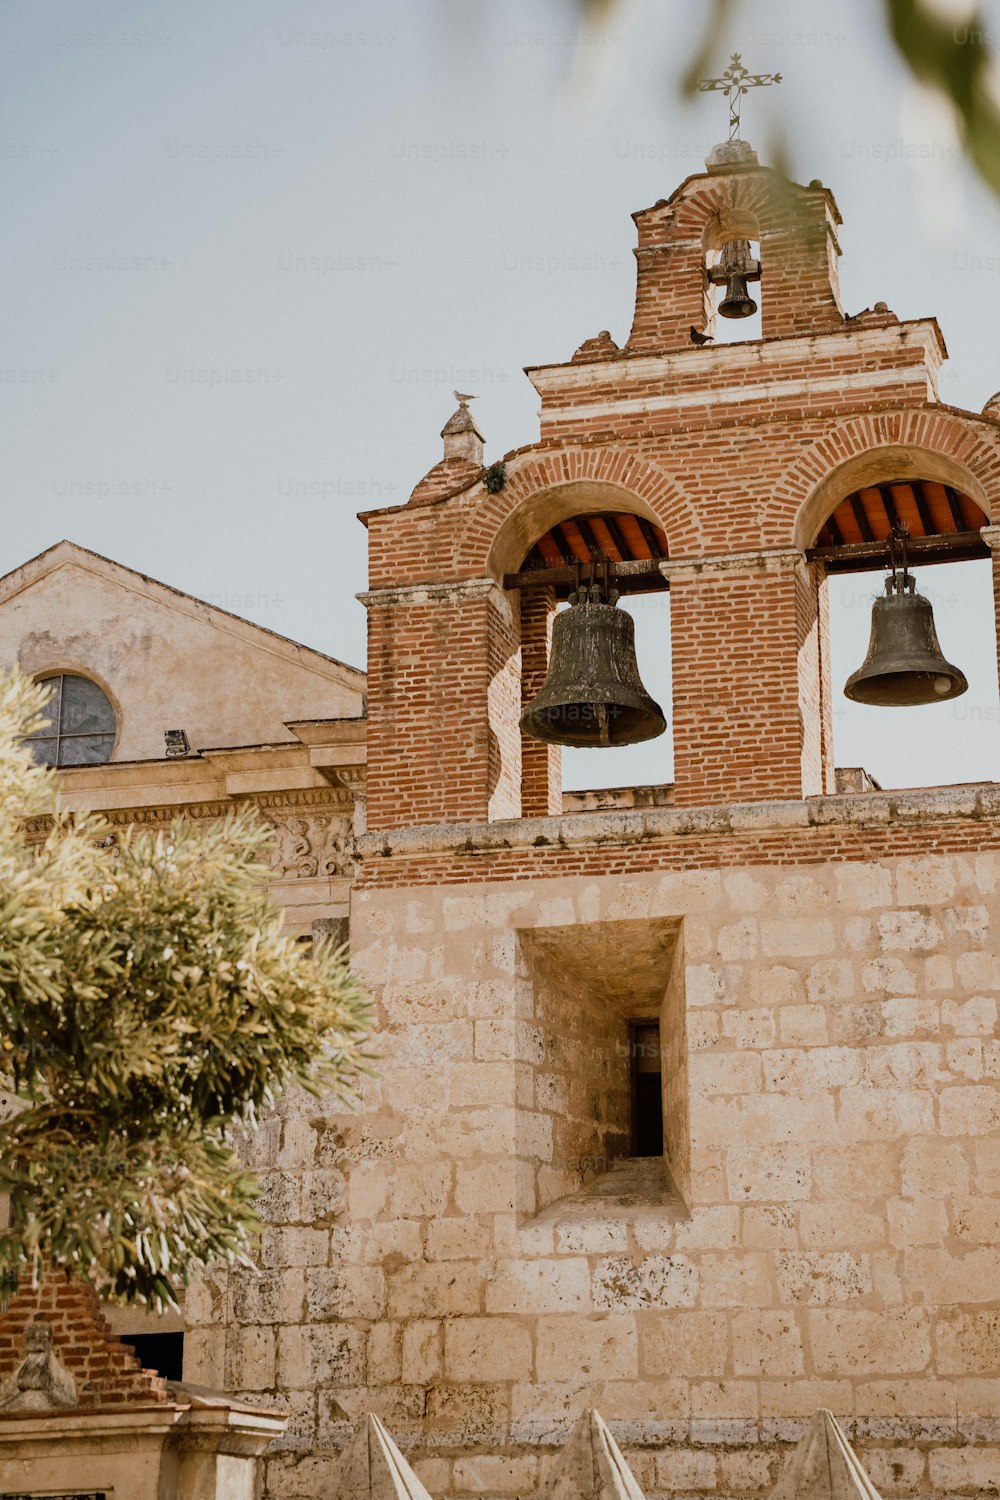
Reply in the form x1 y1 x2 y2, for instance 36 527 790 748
708 238 761 320
844 525 968 707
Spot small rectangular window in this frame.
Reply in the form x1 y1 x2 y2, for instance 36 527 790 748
630 1021 663 1157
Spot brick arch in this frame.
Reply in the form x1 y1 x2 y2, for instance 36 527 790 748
672 172 814 240
454 448 703 580
779 408 1000 549
671 183 732 237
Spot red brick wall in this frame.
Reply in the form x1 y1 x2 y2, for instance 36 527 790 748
814 563 838 795
627 168 843 353
355 800 1000 890
486 586 522 823
669 567 813 806
520 585 561 819
0 1271 168 1407
627 202 713 353
359 164 1000 829
366 586 521 830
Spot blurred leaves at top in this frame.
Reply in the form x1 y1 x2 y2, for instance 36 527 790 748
576 0 1000 199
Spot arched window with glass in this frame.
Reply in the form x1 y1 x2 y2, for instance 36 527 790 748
23 674 117 766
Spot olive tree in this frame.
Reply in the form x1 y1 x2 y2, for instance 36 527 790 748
0 671 371 1310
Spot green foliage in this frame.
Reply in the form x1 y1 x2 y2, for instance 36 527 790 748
884 0 1000 200
483 461 507 494
0 671 372 1310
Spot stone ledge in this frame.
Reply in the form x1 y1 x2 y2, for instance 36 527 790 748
561 783 674 814
356 783 999 863
529 1159 688 1226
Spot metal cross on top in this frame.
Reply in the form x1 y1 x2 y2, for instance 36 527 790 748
698 53 782 140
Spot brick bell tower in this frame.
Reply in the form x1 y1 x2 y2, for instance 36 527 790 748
360 139 1000 831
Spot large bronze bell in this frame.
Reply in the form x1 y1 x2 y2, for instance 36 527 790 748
520 574 666 747
844 529 968 707
712 238 760 320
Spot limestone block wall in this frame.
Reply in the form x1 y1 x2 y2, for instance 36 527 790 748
183 798 1000 1500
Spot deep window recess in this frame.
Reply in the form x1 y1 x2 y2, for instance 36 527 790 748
630 1021 664 1157
22 674 116 767
119 1330 184 1382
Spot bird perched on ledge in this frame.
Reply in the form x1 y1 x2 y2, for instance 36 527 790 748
453 389 477 403
689 325 714 345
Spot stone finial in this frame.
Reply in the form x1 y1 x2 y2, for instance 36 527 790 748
330 1412 434 1500
0 1319 78 1412
705 137 759 172
441 401 484 465
536 1408 646 1500
770 1410 882 1500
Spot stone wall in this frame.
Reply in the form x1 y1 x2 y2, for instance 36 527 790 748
181 794 1000 1499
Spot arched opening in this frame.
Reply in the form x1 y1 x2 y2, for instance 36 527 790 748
793 447 992 553
703 207 762 345
487 478 666 582
503 501 673 812
805 475 997 790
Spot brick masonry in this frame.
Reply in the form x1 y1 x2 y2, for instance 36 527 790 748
15 150 1000 1500
362 381 999 832
301 153 1000 1497
0 1271 169 1407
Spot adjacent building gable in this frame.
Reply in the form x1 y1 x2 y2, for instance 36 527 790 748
0 541 365 762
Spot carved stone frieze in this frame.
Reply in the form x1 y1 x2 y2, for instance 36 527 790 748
22 789 356 880
266 811 352 879
249 786 353 812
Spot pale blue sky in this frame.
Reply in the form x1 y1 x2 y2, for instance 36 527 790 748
1 0 997 791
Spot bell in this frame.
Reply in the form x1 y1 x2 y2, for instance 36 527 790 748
716 238 758 320
520 580 666 747
719 273 757 319
844 573 968 707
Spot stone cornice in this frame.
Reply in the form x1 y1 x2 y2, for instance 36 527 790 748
25 785 351 833
659 548 805 581
358 577 499 608
526 321 945 401
356 783 1000 863
52 741 366 816
535 365 934 429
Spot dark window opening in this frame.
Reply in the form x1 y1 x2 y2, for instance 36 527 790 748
119 1330 184 1382
630 1021 663 1157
